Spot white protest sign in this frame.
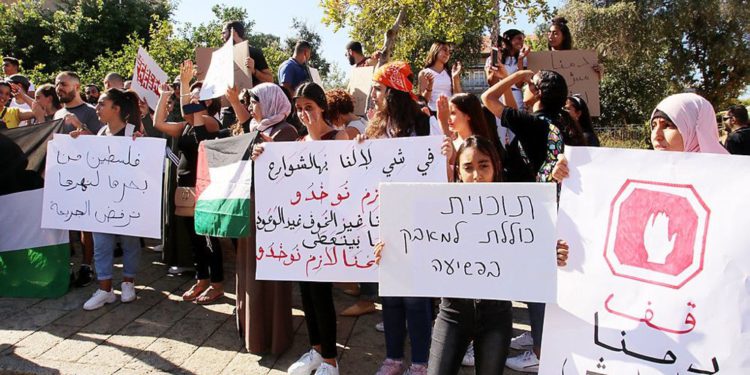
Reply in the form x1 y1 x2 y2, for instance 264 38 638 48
527 50 600 116
131 47 168 110
309 67 323 86
539 147 750 374
199 38 234 100
254 136 447 282
379 182 558 301
41 135 167 239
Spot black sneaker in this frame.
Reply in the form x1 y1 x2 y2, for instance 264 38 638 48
73 264 94 287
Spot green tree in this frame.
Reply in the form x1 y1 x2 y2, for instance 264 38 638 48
560 0 750 124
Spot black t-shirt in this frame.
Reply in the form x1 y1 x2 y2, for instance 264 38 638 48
500 107 556 173
725 127 750 155
249 45 269 87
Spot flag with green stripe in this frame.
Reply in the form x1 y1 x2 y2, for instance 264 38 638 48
0 189 70 298
194 132 255 238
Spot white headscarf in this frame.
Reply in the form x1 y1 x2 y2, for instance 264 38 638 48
650 93 728 154
249 83 291 132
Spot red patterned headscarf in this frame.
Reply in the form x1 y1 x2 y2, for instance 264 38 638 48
373 61 417 100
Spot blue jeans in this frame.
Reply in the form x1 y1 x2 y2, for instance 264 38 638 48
93 233 141 281
382 296 433 364
360 282 378 302
528 302 545 347
428 298 512 374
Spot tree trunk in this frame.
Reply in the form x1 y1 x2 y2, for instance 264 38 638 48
376 7 407 68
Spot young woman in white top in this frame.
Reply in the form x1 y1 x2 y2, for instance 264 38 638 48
70 88 144 310
418 42 463 115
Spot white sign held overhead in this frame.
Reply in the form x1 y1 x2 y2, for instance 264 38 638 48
199 38 234 100
538 146 750 374
41 135 166 239
131 47 169 110
378 182 559 302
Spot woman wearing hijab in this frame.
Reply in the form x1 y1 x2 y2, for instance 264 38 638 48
226 82 299 354
552 93 728 182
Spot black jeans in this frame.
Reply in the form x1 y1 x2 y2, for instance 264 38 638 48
299 281 337 359
185 217 223 282
428 298 513 375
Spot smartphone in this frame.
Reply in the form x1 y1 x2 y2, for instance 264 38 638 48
182 103 206 115
490 47 499 68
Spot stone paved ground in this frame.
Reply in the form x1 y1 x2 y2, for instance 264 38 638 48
0 241 530 375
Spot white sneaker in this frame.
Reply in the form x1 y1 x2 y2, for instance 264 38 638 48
461 341 475 366
150 244 164 252
315 362 339 375
83 289 116 310
510 331 534 350
121 282 136 303
168 266 191 275
505 351 539 373
375 321 385 332
287 349 323 375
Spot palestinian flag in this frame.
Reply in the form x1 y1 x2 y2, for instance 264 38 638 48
0 120 69 298
194 132 256 238
0 189 69 298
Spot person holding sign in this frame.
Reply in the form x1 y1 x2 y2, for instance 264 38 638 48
224 82 298 355
481 67 585 372
152 61 226 305
68 88 144 310
546 17 602 80
365 61 450 375
251 82 347 375
222 20 273 86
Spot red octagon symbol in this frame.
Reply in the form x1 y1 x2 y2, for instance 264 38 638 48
603 180 710 289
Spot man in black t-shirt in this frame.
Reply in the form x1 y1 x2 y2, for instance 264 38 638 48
724 105 750 155
222 20 274 86
220 20 275 128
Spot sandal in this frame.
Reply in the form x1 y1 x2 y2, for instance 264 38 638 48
182 283 208 302
195 286 224 305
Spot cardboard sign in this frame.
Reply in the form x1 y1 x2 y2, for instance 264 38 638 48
527 50 600 116
379 182 559 302
131 47 168 110
195 40 253 93
347 66 375 116
41 135 166 238
538 146 750 374
254 136 447 282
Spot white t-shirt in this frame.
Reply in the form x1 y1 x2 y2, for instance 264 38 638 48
423 67 452 111
346 118 368 134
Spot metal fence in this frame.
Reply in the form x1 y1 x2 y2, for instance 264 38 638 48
593 124 650 149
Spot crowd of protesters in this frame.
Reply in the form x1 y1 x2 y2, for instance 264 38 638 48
1 15 748 375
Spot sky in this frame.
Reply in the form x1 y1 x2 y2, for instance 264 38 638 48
172 0 559 72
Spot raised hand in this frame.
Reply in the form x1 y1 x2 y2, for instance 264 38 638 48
451 61 463 78
179 60 195 85
643 212 676 264
158 83 173 96
519 45 531 60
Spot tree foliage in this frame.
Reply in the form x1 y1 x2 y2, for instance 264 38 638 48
320 0 550 73
0 0 171 82
560 0 750 124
